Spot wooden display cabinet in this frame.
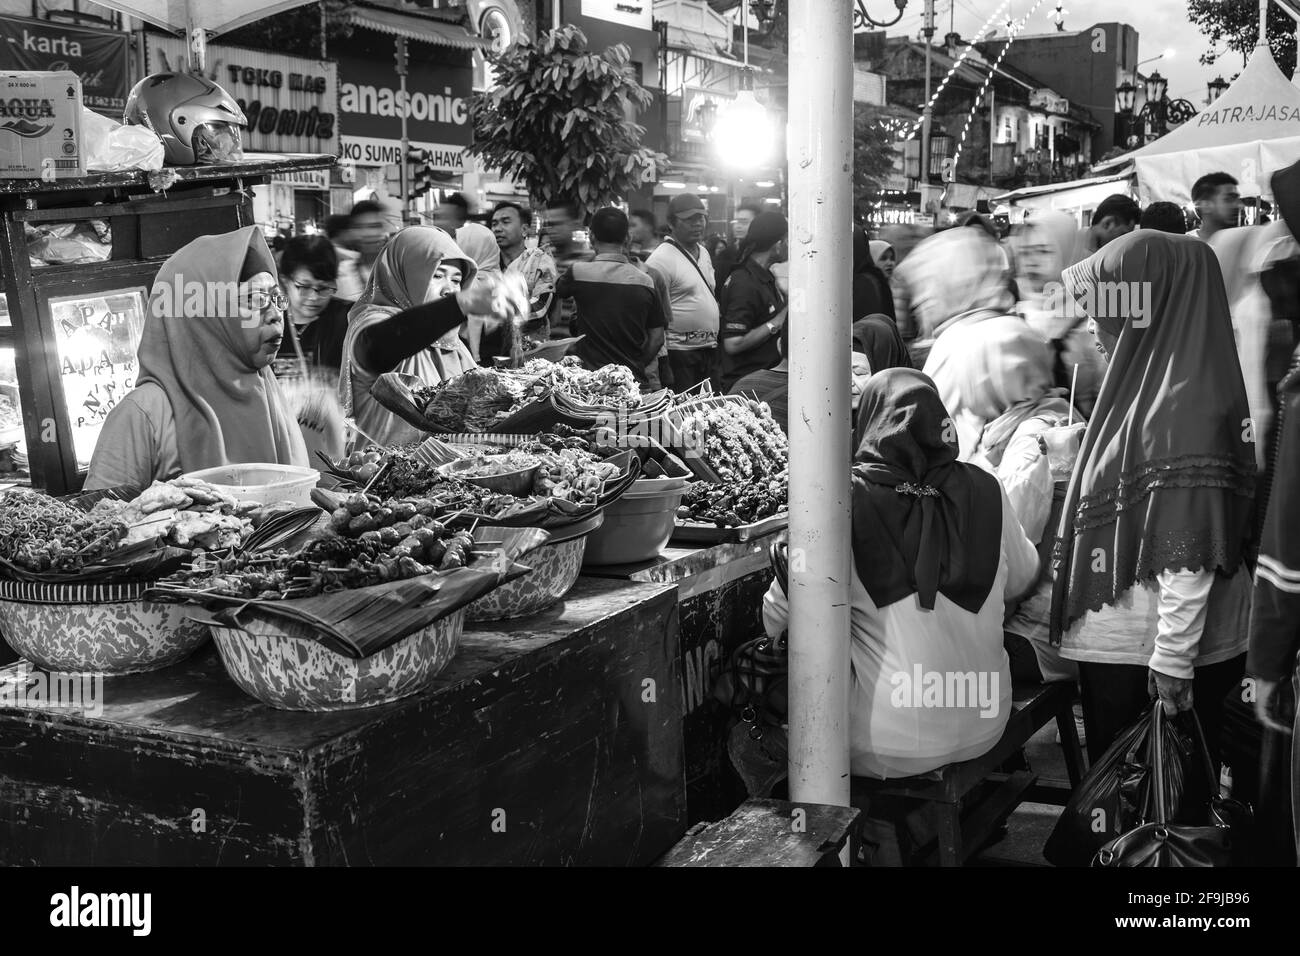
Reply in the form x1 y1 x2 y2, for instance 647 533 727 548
0 154 334 494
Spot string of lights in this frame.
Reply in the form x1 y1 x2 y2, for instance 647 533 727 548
905 0 1013 138
949 0 1049 178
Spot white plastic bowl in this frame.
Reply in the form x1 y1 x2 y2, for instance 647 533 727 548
180 463 320 507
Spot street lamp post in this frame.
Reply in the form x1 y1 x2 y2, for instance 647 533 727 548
787 0 853 819
1207 75 1229 104
920 0 936 209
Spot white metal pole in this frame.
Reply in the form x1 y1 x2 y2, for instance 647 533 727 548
786 0 853 812
1260 0 1270 49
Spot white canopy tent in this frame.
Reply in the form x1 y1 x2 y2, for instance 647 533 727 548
1093 44 1300 206
93 1 324 67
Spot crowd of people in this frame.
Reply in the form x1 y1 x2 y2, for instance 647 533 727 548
760 166 1300 862
75 170 1300 860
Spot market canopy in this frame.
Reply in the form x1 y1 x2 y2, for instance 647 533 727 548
1094 45 1300 204
92 0 322 38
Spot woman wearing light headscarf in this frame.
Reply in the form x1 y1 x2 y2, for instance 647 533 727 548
1050 230 1256 763
340 226 522 448
869 239 895 279
762 368 1038 779
1012 210 1107 418
85 227 308 492
891 226 1015 368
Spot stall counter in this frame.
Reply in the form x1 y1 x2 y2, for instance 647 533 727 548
0 576 686 866
583 533 782 824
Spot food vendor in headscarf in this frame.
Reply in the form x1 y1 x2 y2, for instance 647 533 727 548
1050 230 1256 764
339 226 523 448
762 368 1038 779
85 227 309 493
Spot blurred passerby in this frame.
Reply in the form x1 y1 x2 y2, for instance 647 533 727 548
852 226 895 321
714 203 761 295
434 192 501 275
325 213 364 301
348 199 389 293
628 209 661 262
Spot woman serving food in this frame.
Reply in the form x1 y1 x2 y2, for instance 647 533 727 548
339 227 526 448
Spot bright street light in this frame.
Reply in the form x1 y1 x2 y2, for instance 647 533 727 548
712 68 775 172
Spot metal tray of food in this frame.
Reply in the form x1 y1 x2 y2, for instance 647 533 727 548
670 512 789 545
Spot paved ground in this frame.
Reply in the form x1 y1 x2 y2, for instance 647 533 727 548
972 719 1072 866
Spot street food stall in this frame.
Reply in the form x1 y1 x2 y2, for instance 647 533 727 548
0 155 335 495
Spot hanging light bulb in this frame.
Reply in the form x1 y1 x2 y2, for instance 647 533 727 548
712 67 775 171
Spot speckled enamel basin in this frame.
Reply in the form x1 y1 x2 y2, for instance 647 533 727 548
0 580 209 675
465 513 602 622
208 608 465 712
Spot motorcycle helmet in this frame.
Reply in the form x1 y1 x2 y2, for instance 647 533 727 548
124 72 247 166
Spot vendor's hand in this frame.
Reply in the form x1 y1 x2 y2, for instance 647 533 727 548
456 272 529 322
1253 677 1294 734
1148 668 1194 716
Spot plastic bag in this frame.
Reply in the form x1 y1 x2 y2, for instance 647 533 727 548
1043 701 1201 866
26 221 111 267
82 107 164 173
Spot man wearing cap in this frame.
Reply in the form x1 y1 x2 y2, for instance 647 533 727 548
556 208 666 385
646 194 720 391
718 211 788 392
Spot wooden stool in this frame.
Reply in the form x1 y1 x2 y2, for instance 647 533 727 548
851 681 1085 866
657 799 861 867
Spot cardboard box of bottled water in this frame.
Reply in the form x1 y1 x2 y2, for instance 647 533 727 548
0 71 84 180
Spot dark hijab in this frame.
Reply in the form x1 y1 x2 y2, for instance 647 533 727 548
1049 231 1255 639
852 226 897 322
852 368 1003 612
852 313 912 373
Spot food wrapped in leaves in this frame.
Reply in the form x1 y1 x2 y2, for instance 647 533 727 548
417 368 528 432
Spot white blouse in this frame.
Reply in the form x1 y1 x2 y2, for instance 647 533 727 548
762 483 1038 779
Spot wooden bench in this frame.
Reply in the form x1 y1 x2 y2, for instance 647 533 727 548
850 680 1085 866
656 799 861 867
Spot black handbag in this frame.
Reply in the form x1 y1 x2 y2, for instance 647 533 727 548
1092 704 1253 867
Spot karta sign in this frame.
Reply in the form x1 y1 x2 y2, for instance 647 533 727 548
0 15 128 116
147 37 338 154
336 50 472 171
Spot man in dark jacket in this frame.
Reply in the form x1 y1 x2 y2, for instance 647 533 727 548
717 211 788 392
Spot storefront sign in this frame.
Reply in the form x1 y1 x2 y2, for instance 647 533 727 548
578 0 653 30
680 86 734 144
276 168 330 190
336 50 473 171
0 15 128 116
146 37 338 154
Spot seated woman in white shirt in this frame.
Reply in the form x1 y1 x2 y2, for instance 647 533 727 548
762 368 1039 779
1051 231 1257 763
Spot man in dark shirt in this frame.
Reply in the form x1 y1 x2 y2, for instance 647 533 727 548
718 211 788 391
728 320 788 433
556 208 666 384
